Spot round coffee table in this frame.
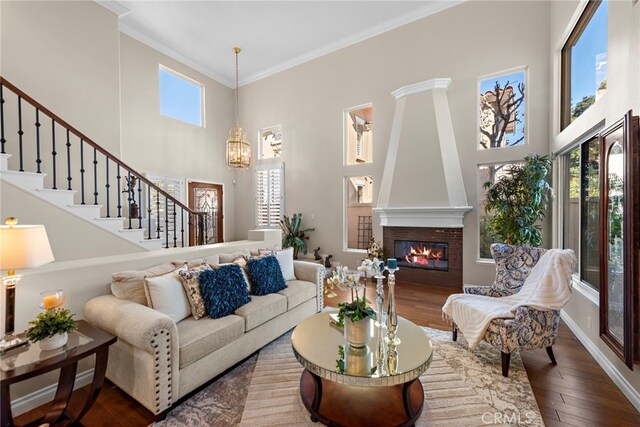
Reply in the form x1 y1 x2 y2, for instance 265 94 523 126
292 311 433 427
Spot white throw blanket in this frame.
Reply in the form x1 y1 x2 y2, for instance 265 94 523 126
442 249 576 350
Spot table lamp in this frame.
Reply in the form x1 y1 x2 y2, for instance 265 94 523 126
0 217 55 353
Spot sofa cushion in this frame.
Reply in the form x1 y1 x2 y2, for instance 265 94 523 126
176 315 245 368
144 265 190 323
278 280 316 310
219 250 250 263
246 255 287 296
178 264 213 320
234 293 287 331
199 264 251 319
111 262 179 306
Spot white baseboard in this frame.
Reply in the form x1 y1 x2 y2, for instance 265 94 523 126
560 310 640 412
10 369 95 416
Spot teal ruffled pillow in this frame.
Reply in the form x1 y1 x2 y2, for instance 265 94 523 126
246 255 287 295
199 264 251 318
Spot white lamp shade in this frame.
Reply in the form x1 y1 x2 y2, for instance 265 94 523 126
0 225 55 270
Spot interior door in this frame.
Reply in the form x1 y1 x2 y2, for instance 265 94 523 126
188 181 223 246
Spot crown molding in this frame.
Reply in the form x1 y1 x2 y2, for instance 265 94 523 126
95 0 130 17
391 78 452 99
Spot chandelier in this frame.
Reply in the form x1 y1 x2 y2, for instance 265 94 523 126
226 47 251 168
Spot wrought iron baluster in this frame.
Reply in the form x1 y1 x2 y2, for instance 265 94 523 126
138 181 143 229
80 139 85 204
147 184 152 239
156 189 161 239
66 129 72 190
0 83 6 154
35 109 42 173
93 147 98 205
116 165 122 217
17 96 24 171
164 197 169 248
127 170 132 230
105 157 110 217
173 202 177 248
51 119 57 189
181 208 185 247
188 213 193 247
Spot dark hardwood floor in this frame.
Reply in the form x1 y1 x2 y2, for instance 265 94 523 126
15 281 640 426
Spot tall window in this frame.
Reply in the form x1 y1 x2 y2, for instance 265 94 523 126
259 125 282 159
345 176 373 250
562 137 600 289
159 65 204 127
345 105 373 165
255 163 284 228
561 0 608 128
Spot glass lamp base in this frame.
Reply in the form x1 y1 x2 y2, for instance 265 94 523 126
0 335 29 355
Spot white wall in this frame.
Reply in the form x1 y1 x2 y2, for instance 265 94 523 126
236 0 551 281
550 0 640 410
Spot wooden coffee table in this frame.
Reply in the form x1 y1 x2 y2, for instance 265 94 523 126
292 312 433 427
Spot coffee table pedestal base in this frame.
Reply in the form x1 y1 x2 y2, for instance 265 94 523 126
300 370 424 427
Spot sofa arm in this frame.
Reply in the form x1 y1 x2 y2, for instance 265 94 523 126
462 284 493 296
293 261 325 311
84 295 178 354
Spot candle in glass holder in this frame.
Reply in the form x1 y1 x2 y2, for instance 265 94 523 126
387 258 398 270
40 289 65 310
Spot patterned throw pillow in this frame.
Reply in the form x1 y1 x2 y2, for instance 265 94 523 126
178 264 213 320
199 264 251 319
246 255 287 296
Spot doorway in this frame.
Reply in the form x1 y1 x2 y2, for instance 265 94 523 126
188 181 223 245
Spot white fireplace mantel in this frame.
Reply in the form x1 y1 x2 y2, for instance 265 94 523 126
374 206 472 228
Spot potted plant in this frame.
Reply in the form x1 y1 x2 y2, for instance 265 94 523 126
26 308 78 351
483 154 553 247
326 267 376 347
280 213 315 259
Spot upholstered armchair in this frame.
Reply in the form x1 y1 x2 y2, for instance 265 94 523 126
453 243 561 377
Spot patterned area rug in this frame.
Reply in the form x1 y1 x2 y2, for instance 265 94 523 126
155 327 543 427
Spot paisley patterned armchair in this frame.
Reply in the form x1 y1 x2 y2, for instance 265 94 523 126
453 243 560 376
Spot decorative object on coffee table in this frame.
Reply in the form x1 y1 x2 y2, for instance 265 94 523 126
0 218 55 354
385 259 400 345
358 257 386 328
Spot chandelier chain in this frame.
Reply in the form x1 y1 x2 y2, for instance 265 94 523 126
234 47 240 127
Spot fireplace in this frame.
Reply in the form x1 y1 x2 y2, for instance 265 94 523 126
383 226 462 289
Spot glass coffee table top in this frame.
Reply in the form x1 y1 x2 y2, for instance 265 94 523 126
292 311 433 387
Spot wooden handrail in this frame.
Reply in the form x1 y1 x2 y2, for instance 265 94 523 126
0 76 199 216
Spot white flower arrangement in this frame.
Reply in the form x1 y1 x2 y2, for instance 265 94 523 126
325 266 363 298
358 257 384 278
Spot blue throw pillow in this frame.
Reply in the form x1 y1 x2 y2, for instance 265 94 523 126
246 255 287 295
198 264 251 319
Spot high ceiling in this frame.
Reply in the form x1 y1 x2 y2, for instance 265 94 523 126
100 1 463 87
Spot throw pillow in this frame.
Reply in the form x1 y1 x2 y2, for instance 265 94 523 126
274 247 296 281
246 255 287 296
144 265 190 323
178 264 213 320
199 264 251 319
111 262 178 306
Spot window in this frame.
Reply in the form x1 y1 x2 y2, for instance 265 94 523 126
562 136 600 289
345 105 373 165
159 66 204 127
146 173 186 244
478 68 527 149
259 125 282 159
478 163 521 259
561 0 608 128
255 163 284 228
345 176 373 250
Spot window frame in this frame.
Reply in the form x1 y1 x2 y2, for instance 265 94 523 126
254 161 285 229
343 175 374 253
343 103 373 166
560 0 605 130
258 125 283 160
158 64 205 127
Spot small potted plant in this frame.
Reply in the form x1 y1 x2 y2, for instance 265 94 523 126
26 308 78 351
327 267 376 347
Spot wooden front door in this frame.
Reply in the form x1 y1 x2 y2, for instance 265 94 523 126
188 181 223 245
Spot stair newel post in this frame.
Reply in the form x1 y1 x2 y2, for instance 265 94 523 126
172 201 177 248
65 129 72 190
156 188 161 239
181 207 185 247
137 180 143 229
93 147 98 205
34 108 42 173
17 96 24 171
164 196 169 249
116 164 122 217
0 83 6 154
127 170 132 230
147 182 152 239
51 118 57 189
105 157 110 218
79 139 86 205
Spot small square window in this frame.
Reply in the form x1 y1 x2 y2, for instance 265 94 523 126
159 66 204 127
259 125 282 159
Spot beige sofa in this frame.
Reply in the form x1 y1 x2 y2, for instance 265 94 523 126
84 259 324 419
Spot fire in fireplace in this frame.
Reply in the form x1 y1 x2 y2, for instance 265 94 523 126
394 240 449 271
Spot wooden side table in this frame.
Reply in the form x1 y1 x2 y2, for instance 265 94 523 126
1 320 116 427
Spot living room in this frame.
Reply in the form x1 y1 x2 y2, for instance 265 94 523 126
0 0 639 426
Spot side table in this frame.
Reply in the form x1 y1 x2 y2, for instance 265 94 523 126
1 320 116 427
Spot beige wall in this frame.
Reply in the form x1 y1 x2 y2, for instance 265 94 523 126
550 0 640 409
236 0 551 281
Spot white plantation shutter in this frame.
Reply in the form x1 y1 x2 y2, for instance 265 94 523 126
255 163 284 228
146 174 186 241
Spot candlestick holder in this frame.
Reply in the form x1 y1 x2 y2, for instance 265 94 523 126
384 266 401 345
374 274 386 328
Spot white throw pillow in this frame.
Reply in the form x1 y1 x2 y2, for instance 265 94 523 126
274 247 296 281
144 265 191 323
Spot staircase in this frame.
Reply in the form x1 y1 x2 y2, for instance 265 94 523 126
0 77 207 250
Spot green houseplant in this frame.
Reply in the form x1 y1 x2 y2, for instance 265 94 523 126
280 213 315 259
483 154 553 247
26 308 78 350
